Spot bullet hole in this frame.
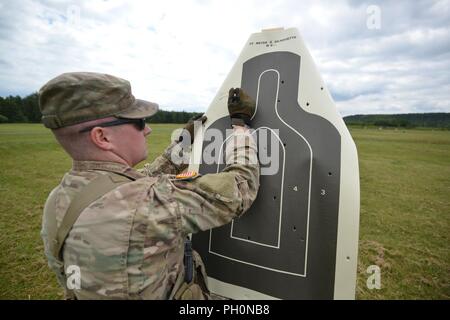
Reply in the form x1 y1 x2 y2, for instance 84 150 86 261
273 196 277 200
283 143 286 147
328 172 332 176
293 226 297 231
306 102 310 106
346 256 350 261
281 80 285 84
247 236 251 240
277 99 281 103
320 87 324 90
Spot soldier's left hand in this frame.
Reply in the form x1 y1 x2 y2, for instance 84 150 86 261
178 114 207 144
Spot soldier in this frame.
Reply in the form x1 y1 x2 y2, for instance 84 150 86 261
39 72 260 299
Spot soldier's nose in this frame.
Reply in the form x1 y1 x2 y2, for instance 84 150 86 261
144 125 152 136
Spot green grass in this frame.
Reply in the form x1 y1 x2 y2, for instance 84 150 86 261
0 124 449 299
353 127 450 299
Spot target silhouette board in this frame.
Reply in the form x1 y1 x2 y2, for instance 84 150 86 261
189 27 360 300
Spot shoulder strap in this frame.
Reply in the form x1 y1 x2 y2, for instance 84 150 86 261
52 172 134 260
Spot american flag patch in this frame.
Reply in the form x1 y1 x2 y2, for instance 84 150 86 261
175 171 198 180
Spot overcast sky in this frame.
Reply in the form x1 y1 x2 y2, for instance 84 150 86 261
0 0 449 116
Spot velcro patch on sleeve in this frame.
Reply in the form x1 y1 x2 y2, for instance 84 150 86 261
175 171 199 180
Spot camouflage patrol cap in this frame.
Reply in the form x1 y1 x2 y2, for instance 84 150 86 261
38 72 159 129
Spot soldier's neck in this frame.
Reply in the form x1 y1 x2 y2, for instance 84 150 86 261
73 151 131 168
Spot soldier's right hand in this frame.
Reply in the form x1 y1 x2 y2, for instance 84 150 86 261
227 88 256 127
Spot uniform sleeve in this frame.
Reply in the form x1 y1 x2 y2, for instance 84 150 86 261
139 141 189 176
41 187 70 295
154 127 260 235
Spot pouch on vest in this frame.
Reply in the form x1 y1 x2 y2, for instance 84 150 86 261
45 171 152 299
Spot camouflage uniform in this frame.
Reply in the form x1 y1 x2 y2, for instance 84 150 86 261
41 131 259 299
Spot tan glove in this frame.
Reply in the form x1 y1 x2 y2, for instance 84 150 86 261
178 114 207 144
227 88 256 127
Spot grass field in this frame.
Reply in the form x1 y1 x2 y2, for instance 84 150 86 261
0 124 449 299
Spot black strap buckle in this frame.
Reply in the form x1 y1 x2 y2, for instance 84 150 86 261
184 238 193 283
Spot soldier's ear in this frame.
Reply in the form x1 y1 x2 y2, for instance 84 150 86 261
89 127 114 151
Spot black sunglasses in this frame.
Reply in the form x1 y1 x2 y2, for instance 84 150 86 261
79 118 146 133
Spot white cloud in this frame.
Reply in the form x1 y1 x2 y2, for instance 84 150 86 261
0 0 449 115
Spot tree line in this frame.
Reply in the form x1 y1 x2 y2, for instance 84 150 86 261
2 93 449 128
0 93 202 124
344 113 450 129
0 94 41 123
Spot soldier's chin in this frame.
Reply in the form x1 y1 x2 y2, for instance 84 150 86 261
142 150 148 161
134 154 148 167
